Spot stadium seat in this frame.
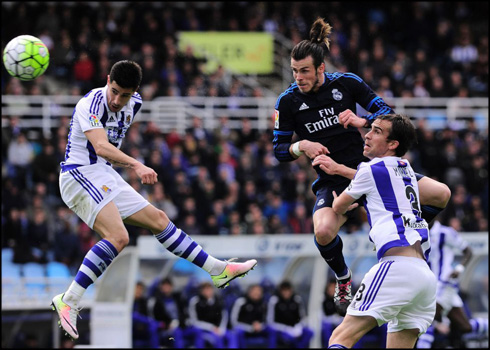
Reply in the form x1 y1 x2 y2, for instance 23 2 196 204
46 261 72 278
2 261 22 278
2 248 14 263
22 262 47 297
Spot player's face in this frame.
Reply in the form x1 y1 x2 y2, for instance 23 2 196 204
363 119 398 159
291 56 325 93
106 75 136 113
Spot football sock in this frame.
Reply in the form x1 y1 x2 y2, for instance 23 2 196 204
328 344 348 349
420 204 445 224
155 221 226 275
470 317 488 336
314 235 349 279
416 324 434 348
63 239 118 308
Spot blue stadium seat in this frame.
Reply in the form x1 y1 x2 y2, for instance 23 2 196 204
1 262 22 278
46 261 72 278
2 248 14 263
22 262 47 296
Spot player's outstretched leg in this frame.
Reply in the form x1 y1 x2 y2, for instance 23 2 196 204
211 258 258 288
154 221 257 288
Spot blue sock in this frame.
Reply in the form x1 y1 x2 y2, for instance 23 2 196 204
64 239 118 306
314 235 349 278
328 344 348 349
155 221 225 274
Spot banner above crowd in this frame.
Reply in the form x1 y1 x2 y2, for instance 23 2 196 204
178 32 274 74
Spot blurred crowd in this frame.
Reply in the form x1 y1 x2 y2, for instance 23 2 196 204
1 1 488 274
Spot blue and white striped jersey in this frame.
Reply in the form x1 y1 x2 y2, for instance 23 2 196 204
427 220 468 283
61 86 142 169
345 156 430 261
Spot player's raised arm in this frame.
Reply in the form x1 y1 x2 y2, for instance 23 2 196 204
85 128 158 185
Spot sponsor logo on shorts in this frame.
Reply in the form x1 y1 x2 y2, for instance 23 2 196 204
317 198 325 206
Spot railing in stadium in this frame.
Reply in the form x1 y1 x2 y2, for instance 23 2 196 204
2 96 488 138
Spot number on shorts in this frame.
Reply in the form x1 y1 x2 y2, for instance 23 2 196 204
355 283 366 301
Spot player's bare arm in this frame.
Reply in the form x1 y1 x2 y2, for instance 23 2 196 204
312 155 357 179
332 190 359 215
339 109 369 129
85 128 158 185
289 139 330 159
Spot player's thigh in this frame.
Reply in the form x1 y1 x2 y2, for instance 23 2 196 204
386 328 419 348
92 200 128 251
447 307 472 332
123 203 169 234
417 175 451 207
329 315 378 348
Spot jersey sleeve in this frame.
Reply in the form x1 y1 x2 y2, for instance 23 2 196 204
76 91 105 132
272 94 296 162
342 73 394 127
344 162 372 199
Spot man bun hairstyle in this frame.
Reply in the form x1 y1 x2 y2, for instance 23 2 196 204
291 17 332 68
109 60 142 90
377 114 418 157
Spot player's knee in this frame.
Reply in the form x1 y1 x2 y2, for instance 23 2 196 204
112 233 130 251
438 184 451 207
314 224 338 244
154 209 170 232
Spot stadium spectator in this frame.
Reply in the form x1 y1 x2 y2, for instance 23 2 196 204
188 281 238 348
132 281 160 348
150 277 187 348
7 131 35 189
321 279 343 347
230 284 276 348
266 280 314 348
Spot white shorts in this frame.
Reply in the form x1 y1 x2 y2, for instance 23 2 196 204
347 255 437 335
59 163 150 229
436 281 463 315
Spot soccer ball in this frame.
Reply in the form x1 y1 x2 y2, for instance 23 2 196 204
3 35 50 81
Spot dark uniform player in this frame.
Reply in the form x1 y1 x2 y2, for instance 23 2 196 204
272 18 451 316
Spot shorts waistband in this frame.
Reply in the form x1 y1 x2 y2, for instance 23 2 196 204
61 163 82 173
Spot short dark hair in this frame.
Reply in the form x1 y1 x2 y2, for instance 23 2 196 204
109 60 142 90
291 17 332 68
376 114 417 157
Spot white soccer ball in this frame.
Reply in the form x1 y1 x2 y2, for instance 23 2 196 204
3 35 50 81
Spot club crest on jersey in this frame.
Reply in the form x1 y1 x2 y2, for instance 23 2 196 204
101 185 112 194
332 88 343 101
89 114 101 127
126 114 131 124
274 110 280 128
397 160 407 167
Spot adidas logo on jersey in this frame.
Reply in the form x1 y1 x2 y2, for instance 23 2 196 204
299 103 309 111
108 115 117 123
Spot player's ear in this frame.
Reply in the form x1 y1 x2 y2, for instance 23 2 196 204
388 139 399 151
318 62 325 73
107 75 111 85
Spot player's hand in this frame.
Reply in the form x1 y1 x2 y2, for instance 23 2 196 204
134 162 158 185
312 154 340 175
449 270 460 279
339 109 367 129
300 140 330 159
332 190 359 213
